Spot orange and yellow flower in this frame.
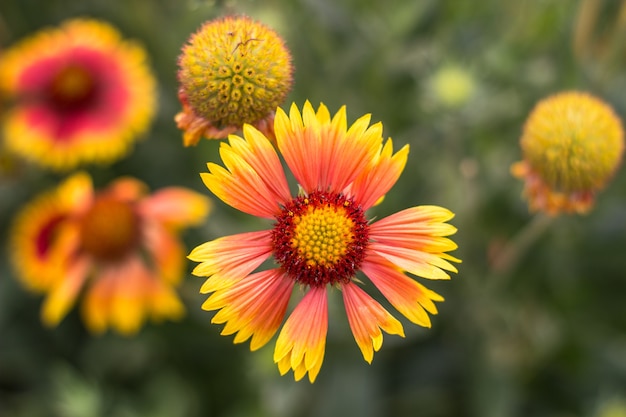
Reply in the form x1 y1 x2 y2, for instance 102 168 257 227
9 173 211 334
0 18 156 170
512 91 624 215
176 16 293 146
189 101 460 382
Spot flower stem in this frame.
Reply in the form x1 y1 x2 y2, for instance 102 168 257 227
490 213 554 280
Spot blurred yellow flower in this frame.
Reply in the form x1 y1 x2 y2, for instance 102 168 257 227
512 91 624 215
429 65 476 108
176 16 293 146
595 397 626 417
9 173 211 335
189 101 459 382
0 18 157 171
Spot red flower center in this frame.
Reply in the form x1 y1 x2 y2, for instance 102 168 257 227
47 64 98 111
79 197 140 261
271 191 369 287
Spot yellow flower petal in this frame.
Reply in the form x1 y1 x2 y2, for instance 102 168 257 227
342 281 404 363
274 287 328 383
363 254 445 327
140 187 211 228
204 269 294 351
348 140 409 210
276 101 383 194
41 257 90 327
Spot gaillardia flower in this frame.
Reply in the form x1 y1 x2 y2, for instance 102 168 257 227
10 173 211 334
0 19 156 170
512 91 624 215
176 16 293 146
189 101 460 382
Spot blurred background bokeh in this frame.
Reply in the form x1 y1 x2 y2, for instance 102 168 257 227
2 0 626 416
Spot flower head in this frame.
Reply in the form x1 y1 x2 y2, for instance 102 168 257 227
176 16 293 146
9 173 211 334
189 101 460 382
512 91 624 215
0 18 157 170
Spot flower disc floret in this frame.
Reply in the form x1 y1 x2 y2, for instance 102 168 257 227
48 64 97 110
79 197 140 261
272 191 369 287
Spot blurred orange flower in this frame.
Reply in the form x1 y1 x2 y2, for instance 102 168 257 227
9 173 211 334
0 18 156 170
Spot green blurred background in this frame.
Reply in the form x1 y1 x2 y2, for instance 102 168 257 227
2 0 626 416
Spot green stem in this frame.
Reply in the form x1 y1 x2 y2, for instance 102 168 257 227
490 213 554 283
